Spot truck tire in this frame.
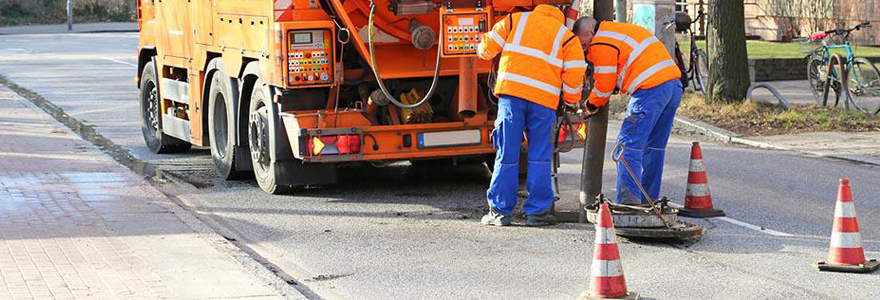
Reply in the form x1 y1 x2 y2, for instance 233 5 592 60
247 79 291 194
139 61 191 153
208 70 247 179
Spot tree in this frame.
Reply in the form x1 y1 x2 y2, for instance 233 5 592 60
706 0 750 103
804 0 833 34
766 0 803 41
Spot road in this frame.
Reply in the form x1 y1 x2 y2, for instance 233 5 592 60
1 33 879 299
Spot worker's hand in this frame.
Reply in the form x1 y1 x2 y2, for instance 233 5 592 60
564 102 580 114
583 102 600 116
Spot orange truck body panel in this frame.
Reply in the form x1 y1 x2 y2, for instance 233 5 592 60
136 0 568 165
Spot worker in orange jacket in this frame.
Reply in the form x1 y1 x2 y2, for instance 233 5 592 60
573 17 682 205
477 4 586 226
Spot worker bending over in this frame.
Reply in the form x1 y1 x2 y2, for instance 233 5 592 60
573 17 682 205
477 5 586 226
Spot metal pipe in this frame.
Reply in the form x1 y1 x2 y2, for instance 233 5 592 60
458 58 477 118
67 0 73 31
615 0 627 22
580 0 615 223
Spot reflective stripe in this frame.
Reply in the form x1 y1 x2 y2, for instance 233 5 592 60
688 159 705 172
549 25 567 60
488 31 506 48
618 36 660 87
511 12 530 46
594 30 638 48
563 83 583 94
835 201 857 218
504 45 563 68
831 232 863 248
497 72 561 95
595 227 618 244
686 183 710 197
591 259 624 277
627 59 676 93
592 88 612 98
593 65 617 74
564 60 587 70
503 12 563 68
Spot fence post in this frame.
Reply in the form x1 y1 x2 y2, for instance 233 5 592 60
67 0 73 31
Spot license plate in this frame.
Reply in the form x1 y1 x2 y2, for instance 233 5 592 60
417 129 481 148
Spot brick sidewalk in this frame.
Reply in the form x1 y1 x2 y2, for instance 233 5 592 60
0 88 282 298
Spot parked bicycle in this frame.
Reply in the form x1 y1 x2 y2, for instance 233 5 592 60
670 11 709 94
806 21 880 114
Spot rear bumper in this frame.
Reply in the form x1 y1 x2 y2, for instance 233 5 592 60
281 110 496 163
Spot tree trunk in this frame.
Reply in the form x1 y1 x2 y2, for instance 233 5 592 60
706 0 749 103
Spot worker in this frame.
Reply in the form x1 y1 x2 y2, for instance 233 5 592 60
572 17 683 205
477 5 586 226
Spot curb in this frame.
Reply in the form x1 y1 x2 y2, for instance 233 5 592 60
0 76 311 300
673 115 880 167
0 29 139 35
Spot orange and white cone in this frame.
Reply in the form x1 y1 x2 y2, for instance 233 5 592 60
565 0 581 29
814 178 880 273
581 203 640 300
679 142 725 218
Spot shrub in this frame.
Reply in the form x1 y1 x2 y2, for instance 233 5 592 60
0 0 135 26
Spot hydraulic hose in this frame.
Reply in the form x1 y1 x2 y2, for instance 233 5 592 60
367 1 441 108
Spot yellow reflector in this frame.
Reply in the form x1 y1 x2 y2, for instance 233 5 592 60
576 123 587 140
312 137 325 155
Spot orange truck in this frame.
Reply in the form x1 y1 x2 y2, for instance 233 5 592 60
135 0 585 194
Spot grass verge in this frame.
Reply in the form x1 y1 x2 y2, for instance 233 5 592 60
677 93 880 136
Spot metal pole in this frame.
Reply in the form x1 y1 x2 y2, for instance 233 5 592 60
580 0 614 223
67 0 73 31
615 0 627 22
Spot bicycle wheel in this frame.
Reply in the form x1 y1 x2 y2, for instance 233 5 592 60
806 56 827 104
846 57 880 114
692 49 709 94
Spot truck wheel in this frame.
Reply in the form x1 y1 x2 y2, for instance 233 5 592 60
139 61 191 153
208 71 246 179
248 79 291 194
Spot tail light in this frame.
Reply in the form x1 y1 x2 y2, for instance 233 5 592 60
558 123 587 143
309 135 361 156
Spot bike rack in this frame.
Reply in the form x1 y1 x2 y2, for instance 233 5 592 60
747 83 792 109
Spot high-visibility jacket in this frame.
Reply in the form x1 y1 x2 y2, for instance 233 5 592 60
477 5 586 109
587 21 681 107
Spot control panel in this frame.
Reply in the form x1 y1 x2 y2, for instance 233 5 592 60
287 29 334 87
440 11 490 58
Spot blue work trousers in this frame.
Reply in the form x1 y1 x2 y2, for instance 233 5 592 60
616 80 683 204
486 95 556 216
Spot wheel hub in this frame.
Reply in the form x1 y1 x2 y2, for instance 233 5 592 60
249 107 271 169
147 87 159 132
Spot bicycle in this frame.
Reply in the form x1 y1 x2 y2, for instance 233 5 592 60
669 11 709 94
806 21 880 114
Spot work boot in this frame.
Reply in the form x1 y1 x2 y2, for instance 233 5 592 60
525 213 558 227
480 210 512 226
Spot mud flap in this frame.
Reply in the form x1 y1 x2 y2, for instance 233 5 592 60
267 88 337 186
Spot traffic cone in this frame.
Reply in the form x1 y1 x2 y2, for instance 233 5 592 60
814 178 880 273
580 203 639 300
679 142 725 218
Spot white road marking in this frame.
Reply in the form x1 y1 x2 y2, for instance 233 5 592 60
102 57 137 67
715 217 793 237
669 202 793 237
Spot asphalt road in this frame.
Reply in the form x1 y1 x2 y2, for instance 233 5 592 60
2 32 880 299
